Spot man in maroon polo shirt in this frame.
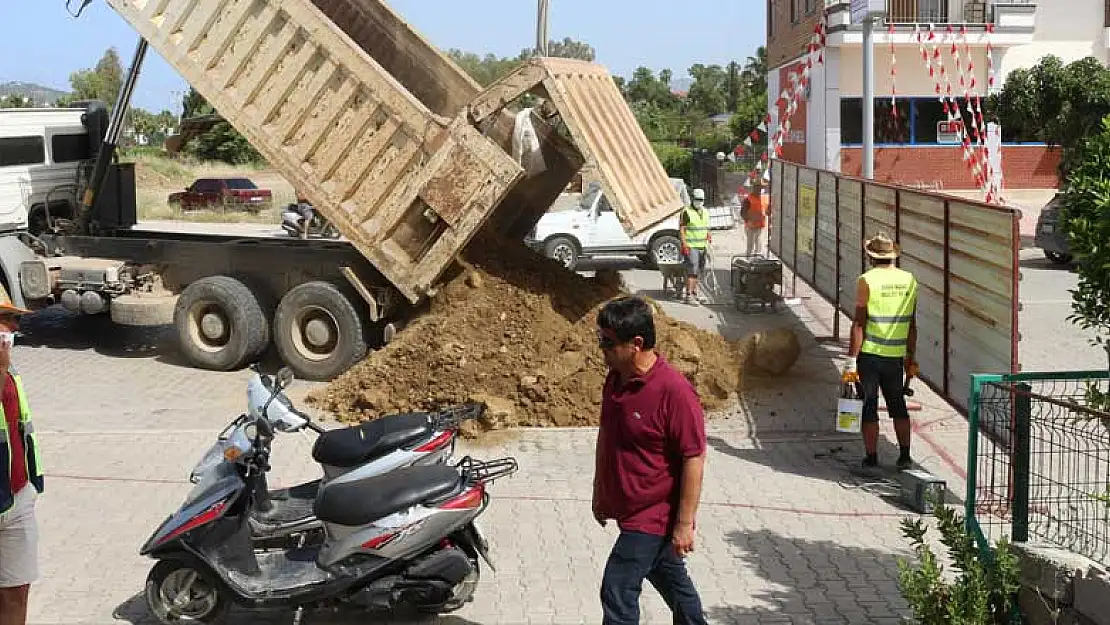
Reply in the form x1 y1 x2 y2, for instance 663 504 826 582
592 296 708 625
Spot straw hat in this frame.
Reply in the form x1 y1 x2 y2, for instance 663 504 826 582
865 233 900 260
0 290 31 317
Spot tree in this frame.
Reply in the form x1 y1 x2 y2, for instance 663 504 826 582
69 47 124 108
446 37 597 88
1060 114 1110 355
991 54 1110 175
686 64 728 115
178 87 262 165
0 94 33 109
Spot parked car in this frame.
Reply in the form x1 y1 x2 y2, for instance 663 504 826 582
525 178 689 271
1034 193 1074 265
167 177 273 211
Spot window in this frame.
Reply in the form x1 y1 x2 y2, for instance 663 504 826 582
192 179 221 193
791 0 798 22
839 99 910 144
0 136 46 167
51 133 91 163
768 0 774 35
805 0 817 14
841 97 991 145
224 178 258 190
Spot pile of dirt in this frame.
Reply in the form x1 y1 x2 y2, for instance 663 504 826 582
307 235 751 435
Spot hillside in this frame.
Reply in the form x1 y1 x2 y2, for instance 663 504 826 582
0 81 69 106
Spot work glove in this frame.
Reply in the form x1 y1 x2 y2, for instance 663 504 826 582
905 358 919 378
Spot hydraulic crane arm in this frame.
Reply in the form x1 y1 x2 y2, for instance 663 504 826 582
77 37 148 234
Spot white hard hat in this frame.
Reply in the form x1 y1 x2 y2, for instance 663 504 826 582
692 188 706 201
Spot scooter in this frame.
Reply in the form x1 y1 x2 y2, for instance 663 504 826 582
223 366 483 546
141 367 518 624
281 202 340 239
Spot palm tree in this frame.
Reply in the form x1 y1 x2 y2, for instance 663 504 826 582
742 46 768 95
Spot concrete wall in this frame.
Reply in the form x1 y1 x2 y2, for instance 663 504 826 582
998 0 1110 85
838 45 991 98
1016 543 1110 625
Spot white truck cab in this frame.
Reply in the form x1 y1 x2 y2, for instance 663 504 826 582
526 178 689 271
0 107 94 235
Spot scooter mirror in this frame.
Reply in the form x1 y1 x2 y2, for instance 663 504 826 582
276 367 295 390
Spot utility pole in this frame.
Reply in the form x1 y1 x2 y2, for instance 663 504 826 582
536 0 549 56
862 14 875 180
852 1 885 180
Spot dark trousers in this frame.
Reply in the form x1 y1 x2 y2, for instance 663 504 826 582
600 530 707 625
857 352 910 422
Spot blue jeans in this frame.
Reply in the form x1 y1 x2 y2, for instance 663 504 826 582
600 531 707 625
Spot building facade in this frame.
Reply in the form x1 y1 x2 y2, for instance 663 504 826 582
766 0 1109 190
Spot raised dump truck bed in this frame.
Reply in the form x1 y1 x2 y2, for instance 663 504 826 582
104 0 682 303
0 0 681 382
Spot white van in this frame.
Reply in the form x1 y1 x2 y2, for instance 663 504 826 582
0 107 93 234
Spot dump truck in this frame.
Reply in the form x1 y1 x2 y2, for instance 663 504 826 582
3 0 681 381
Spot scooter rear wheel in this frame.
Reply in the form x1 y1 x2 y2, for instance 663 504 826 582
416 562 480 614
145 560 229 624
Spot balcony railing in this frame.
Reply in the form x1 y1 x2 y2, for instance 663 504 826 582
836 0 1036 25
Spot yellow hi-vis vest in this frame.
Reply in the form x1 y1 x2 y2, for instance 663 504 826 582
683 207 710 249
0 372 43 514
861 267 918 358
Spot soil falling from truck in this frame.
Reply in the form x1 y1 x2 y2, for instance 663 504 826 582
309 237 750 435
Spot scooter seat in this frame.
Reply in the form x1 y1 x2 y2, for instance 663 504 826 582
312 412 432 468
315 464 462 526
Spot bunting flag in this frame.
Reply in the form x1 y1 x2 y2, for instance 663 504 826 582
756 121 767 134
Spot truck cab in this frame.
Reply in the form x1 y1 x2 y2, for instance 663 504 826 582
0 107 96 235
526 178 688 271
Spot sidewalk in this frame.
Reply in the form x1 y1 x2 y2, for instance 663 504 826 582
20 227 976 624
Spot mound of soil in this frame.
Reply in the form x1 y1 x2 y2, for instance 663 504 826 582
308 236 750 435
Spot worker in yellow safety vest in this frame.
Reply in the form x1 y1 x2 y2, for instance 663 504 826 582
0 298 41 625
680 188 712 305
844 233 918 471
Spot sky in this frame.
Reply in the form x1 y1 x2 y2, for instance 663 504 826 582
0 0 765 113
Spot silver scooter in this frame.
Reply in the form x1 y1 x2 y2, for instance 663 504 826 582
142 367 517 624
223 365 483 546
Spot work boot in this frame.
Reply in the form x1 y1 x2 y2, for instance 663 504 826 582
896 448 913 470
683 293 697 306
861 453 879 469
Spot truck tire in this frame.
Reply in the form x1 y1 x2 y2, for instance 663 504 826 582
174 276 269 371
273 281 367 381
648 234 682 269
111 293 178 326
543 236 579 271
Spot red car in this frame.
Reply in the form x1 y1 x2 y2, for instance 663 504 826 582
168 177 273 211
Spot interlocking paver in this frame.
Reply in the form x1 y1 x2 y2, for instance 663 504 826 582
10 228 975 624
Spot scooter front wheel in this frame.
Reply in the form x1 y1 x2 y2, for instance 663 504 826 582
145 560 229 624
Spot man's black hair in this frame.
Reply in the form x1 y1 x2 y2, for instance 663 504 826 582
870 257 895 267
597 296 656 349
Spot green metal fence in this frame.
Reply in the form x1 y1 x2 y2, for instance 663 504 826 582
966 371 1110 565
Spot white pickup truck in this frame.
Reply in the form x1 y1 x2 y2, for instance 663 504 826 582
525 178 688 271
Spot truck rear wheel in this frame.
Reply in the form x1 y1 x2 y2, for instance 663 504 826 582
273 281 367 381
174 276 269 371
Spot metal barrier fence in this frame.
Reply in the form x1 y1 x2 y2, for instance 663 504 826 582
768 160 1022 411
966 371 1110 566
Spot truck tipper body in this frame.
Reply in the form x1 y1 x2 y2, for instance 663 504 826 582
0 0 682 381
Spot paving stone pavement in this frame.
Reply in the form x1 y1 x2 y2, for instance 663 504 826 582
16 228 972 624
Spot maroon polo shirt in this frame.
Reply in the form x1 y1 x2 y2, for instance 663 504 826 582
595 355 707 537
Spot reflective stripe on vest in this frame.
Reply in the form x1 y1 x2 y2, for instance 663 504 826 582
683 207 710 249
0 373 42 514
860 267 918 358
